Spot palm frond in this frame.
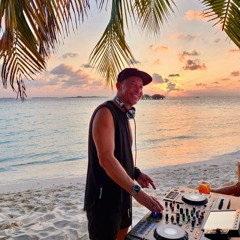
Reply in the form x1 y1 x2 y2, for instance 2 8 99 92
90 0 135 87
91 0 176 86
135 0 176 35
201 0 240 48
0 0 90 99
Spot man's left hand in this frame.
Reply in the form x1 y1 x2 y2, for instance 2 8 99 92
137 173 156 190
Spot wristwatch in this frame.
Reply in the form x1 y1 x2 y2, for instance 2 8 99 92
131 185 141 196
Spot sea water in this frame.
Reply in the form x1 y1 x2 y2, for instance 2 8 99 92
0 96 240 185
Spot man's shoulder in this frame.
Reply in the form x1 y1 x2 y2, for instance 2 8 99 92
95 100 116 113
91 101 115 119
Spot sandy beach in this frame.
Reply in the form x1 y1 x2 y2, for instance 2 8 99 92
0 157 239 240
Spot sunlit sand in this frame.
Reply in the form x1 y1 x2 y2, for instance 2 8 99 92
0 157 238 239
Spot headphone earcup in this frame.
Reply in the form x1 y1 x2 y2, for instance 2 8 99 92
126 107 135 119
114 96 136 119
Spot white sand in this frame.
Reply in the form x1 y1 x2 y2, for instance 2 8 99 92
0 158 239 239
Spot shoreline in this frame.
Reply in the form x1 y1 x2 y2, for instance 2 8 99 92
0 176 86 195
0 155 238 195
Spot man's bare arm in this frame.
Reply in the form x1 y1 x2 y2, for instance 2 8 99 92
92 107 164 213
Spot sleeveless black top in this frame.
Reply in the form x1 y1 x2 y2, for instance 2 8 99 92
84 101 134 211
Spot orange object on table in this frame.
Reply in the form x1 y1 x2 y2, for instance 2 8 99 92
198 181 210 194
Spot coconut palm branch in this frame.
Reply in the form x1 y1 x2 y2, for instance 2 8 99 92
89 0 176 87
0 0 89 100
89 1 135 88
201 0 240 48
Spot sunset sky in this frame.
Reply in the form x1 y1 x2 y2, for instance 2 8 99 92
1 0 240 99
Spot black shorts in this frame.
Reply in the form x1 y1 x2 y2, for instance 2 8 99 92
86 201 132 240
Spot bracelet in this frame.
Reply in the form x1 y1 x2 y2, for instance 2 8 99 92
134 167 141 180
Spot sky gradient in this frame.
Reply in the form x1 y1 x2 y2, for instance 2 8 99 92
1 0 240 98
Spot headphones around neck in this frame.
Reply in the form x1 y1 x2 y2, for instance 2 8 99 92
114 96 138 166
114 96 135 119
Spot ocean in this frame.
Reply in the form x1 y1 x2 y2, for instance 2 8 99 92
1 96 240 185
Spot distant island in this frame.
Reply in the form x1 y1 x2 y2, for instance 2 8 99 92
0 95 165 101
65 96 107 99
142 94 165 100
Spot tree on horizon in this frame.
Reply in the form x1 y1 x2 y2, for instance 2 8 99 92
0 0 239 100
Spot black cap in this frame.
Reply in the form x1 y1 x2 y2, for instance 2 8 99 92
117 68 152 86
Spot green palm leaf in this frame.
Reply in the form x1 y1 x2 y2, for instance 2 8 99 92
0 0 89 100
90 0 176 87
90 0 135 87
201 0 240 48
135 0 176 34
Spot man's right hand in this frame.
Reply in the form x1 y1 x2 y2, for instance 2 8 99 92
133 190 164 213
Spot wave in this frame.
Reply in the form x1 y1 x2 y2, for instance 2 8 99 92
0 156 84 173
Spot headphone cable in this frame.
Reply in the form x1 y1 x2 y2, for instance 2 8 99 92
133 117 137 167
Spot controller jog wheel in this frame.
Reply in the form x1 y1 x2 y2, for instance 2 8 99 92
154 224 188 240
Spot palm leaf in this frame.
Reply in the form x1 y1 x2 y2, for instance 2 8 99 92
90 0 176 87
135 0 176 35
0 0 89 100
90 0 135 87
201 0 240 48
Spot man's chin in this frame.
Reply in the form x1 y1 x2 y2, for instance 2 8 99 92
131 100 139 106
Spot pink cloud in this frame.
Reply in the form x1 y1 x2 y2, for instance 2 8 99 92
184 10 210 22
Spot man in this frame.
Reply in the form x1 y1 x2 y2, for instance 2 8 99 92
84 68 164 240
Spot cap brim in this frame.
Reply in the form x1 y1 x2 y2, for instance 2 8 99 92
134 71 152 86
117 68 152 86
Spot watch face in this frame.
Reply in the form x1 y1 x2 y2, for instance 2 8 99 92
133 185 141 193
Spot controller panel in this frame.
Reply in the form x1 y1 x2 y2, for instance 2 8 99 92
125 188 231 240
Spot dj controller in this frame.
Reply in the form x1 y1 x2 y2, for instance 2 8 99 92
124 188 237 240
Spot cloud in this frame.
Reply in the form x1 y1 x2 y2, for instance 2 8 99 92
51 64 74 75
196 83 207 87
152 73 164 83
150 45 168 52
168 74 180 77
228 49 240 53
166 82 182 92
183 59 207 71
47 78 60 86
179 50 199 62
62 53 78 59
171 32 199 42
61 71 89 88
49 64 93 88
212 81 220 85
31 64 109 92
81 63 93 68
231 71 240 77
178 51 206 71
184 10 207 22
221 78 230 81
159 76 183 92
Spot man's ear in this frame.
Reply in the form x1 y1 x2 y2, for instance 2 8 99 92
116 81 121 90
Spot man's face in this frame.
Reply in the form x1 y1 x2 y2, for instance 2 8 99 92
117 76 143 108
